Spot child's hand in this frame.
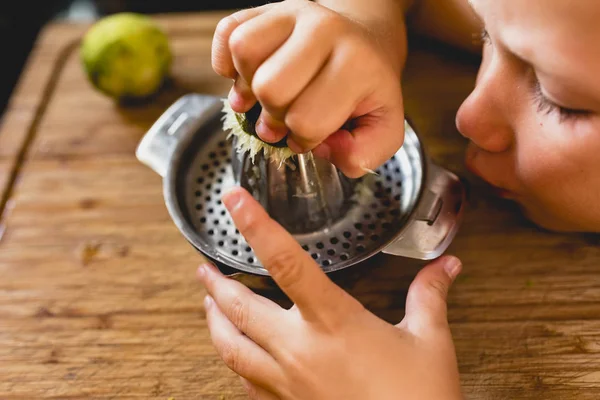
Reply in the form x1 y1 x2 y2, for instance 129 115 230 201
197 188 464 400
212 0 405 178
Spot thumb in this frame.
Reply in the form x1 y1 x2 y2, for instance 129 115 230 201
402 256 462 335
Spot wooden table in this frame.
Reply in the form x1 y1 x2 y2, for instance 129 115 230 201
1 12 599 400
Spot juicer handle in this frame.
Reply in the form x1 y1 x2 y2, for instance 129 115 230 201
382 162 466 260
136 94 223 177
137 94 274 286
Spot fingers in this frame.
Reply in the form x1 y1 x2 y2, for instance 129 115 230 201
283 45 404 173
229 11 295 87
241 378 281 400
251 18 334 121
256 111 289 144
402 256 462 336
228 10 295 114
197 263 284 353
285 41 404 176
214 5 286 113
229 76 256 113
204 295 284 390
283 45 365 153
222 187 352 320
212 6 271 79
214 2 406 178
251 20 334 143
231 10 335 142
317 109 405 178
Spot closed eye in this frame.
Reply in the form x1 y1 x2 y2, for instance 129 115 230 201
532 79 591 122
480 28 491 45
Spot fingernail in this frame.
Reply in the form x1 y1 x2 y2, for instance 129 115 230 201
197 263 214 283
222 189 243 212
198 263 220 281
443 257 462 281
197 264 206 280
361 166 378 175
228 87 243 112
287 137 305 154
255 119 279 143
204 295 214 310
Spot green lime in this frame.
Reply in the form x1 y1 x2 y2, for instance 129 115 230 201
81 13 172 100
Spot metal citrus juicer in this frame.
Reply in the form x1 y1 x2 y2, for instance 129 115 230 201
136 94 465 287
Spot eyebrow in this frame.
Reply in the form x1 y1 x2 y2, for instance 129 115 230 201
466 1 600 109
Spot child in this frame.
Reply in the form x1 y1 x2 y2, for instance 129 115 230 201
197 0 600 398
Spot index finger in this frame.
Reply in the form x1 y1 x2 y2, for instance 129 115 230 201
211 5 272 79
222 187 343 319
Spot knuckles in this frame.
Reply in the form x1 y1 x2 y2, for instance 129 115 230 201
425 277 450 302
308 7 346 36
214 15 238 44
252 70 289 111
219 1 400 171
263 249 306 289
244 383 261 400
284 110 317 145
409 276 450 312
228 25 257 68
212 16 238 78
233 207 263 242
227 295 249 333
218 340 242 373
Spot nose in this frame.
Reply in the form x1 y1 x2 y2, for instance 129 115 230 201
455 66 514 153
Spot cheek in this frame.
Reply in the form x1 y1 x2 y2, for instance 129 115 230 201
516 146 564 203
513 117 600 229
515 119 574 194
516 117 598 189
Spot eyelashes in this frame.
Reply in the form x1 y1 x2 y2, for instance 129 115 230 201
477 27 590 123
473 28 491 46
480 28 491 45
531 79 590 122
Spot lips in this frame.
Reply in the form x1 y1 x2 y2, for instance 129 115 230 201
465 150 516 200
491 187 515 199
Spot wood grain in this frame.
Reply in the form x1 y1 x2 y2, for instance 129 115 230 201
0 11 599 400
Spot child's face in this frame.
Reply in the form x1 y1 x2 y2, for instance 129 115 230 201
456 0 600 232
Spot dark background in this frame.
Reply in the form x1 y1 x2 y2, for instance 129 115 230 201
0 0 265 117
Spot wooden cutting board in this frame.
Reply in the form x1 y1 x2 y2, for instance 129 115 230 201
1 12 599 400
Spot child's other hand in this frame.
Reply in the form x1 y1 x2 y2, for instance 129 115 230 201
197 188 464 400
212 0 405 178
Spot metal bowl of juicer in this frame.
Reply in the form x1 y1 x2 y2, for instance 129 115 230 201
136 94 466 279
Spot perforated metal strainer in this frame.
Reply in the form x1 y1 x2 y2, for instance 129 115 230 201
136 94 465 281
